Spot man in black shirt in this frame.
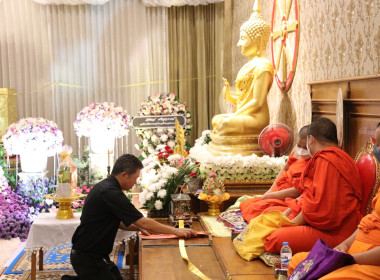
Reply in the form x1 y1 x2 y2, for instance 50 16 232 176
62 154 196 280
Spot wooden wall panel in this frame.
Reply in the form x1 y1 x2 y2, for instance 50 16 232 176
309 75 380 158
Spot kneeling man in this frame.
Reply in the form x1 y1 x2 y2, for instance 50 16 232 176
62 154 196 280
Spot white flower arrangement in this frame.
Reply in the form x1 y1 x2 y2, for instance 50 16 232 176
138 151 198 211
2 117 63 156
134 93 191 158
73 102 130 138
189 131 287 181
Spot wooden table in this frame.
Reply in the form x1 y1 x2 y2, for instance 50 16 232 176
139 218 275 280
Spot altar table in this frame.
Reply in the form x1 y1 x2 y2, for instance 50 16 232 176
25 212 136 280
139 218 275 280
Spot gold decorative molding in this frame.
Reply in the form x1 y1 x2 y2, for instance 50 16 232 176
0 88 17 138
223 178 274 193
354 137 380 215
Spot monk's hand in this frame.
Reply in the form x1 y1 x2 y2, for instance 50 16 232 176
283 208 292 217
334 243 348 253
174 228 197 238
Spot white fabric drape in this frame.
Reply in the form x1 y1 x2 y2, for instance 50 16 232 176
32 0 109 5
143 0 224 7
0 0 169 172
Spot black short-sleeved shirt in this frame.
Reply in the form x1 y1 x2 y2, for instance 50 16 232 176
72 176 143 256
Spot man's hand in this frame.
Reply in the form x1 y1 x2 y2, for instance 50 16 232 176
139 228 150 236
174 228 197 238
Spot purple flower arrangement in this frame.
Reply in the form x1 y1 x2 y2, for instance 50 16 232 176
14 177 57 215
0 168 58 240
1 117 63 156
0 174 31 240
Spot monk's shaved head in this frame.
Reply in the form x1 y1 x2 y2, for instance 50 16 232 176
307 118 338 145
298 125 309 140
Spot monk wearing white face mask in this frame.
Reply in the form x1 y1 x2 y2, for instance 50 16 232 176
240 125 311 223
265 118 362 254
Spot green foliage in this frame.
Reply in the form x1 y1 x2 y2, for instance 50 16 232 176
0 145 17 187
73 146 103 186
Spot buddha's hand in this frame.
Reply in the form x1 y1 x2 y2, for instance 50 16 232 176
222 78 230 99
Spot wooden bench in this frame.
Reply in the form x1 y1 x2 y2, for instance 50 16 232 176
139 218 275 280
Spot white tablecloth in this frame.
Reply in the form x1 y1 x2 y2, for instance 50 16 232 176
25 212 136 251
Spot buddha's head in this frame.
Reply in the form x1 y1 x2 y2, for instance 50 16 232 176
238 0 271 58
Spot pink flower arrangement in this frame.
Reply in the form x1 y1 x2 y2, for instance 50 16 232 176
72 185 94 212
134 93 191 158
73 102 130 138
2 117 63 156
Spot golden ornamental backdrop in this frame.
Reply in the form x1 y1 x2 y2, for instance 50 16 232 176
226 0 380 135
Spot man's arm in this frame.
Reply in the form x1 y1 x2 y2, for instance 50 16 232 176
262 187 300 200
353 246 380 266
134 217 196 238
119 222 150 235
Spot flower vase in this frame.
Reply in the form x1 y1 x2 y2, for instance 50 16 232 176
20 150 48 173
206 200 222 216
147 209 169 219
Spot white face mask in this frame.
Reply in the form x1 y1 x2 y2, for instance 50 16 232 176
306 136 312 156
296 146 309 156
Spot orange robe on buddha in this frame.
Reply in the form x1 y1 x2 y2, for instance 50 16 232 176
240 155 309 223
264 147 362 254
288 188 380 279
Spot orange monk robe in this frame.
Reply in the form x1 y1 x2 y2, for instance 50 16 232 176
288 189 380 279
240 155 309 223
265 147 362 254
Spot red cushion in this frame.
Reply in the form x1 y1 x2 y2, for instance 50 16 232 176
356 153 376 215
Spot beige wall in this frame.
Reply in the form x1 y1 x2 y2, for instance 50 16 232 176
224 0 380 134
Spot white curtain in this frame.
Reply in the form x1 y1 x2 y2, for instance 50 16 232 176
143 0 224 7
32 0 109 4
0 0 169 172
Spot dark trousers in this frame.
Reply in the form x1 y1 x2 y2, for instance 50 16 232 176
70 250 123 280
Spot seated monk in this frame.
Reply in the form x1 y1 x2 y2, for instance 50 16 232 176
264 118 362 254
240 125 310 223
288 182 380 279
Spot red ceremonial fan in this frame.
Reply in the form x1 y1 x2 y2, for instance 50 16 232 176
258 123 293 157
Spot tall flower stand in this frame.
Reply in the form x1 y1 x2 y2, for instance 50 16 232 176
18 150 49 189
89 132 115 176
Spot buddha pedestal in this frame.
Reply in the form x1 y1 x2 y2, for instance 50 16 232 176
207 133 262 156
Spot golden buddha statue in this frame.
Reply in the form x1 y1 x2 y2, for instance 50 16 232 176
208 0 274 156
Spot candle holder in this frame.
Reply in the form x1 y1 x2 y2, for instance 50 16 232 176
45 193 85 219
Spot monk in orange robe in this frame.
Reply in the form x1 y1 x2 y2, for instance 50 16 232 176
288 184 380 279
264 118 362 254
240 126 310 223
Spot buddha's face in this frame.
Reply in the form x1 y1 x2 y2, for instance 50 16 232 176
237 30 258 58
